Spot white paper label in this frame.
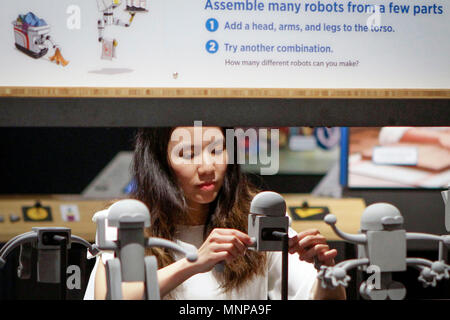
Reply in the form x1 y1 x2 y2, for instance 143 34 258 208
372 146 418 166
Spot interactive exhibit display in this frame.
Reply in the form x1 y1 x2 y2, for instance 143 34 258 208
0 187 448 300
342 127 450 189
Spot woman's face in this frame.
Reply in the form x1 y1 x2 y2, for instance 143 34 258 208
167 127 228 207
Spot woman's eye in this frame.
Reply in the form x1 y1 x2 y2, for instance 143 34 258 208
179 148 194 159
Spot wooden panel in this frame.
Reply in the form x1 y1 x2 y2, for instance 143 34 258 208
283 193 366 241
0 87 449 99
0 195 107 243
0 194 366 243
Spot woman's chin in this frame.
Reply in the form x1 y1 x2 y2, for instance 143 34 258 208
193 193 218 204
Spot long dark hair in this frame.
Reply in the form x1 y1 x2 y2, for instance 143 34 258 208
131 127 266 292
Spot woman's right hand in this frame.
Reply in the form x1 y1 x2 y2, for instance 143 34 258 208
192 228 253 273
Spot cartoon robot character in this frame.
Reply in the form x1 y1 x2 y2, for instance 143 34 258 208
96 0 136 60
12 12 69 66
317 203 450 300
95 199 197 300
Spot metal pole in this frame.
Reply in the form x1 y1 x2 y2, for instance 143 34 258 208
273 231 289 300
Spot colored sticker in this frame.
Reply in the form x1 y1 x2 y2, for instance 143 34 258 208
22 205 52 222
60 204 80 222
289 206 329 221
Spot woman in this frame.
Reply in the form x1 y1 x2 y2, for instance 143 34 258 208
86 126 345 300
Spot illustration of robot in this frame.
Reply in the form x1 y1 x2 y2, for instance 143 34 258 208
317 202 450 300
12 12 69 66
125 0 147 12
96 0 147 60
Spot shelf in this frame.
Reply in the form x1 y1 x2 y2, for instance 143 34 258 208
0 97 449 127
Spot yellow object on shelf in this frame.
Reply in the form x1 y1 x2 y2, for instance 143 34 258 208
283 194 366 241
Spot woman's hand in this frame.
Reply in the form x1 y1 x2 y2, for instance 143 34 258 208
288 229 337 267
193 228 253 273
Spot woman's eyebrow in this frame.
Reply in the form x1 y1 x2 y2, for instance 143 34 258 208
177 138 224 148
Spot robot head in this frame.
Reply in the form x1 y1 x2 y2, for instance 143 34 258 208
250 191 286 217
360 203 404 231
107 199 150 228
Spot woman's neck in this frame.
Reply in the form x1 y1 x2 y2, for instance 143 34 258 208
185 201 209 226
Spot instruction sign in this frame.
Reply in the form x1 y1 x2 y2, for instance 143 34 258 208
0 0 448 89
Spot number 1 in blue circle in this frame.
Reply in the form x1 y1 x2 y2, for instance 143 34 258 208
206 18 219 32
206 40 219 54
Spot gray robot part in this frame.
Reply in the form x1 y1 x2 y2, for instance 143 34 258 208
248 215 288 251
107 199 150 228
360 203 403 231
442 184 449 232
247 191 290 300
0 227 98 297
248 191 289 252
250 191 287 217
318 202 450 300
95 199 198 300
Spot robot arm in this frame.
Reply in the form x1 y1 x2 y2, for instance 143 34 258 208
407 258 450 287
0 233 38 268
406 232 445 242
95 215 117 251
407 233 449 262
0 231 34 257
317 258 370 289
71 235 100 256
406 257 433 270
147 238 198 262
324 214 367 244
336 258 371 271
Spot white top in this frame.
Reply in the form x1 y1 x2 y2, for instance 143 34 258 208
84 211 318 300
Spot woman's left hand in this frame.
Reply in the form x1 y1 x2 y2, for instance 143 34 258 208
288 229 337 267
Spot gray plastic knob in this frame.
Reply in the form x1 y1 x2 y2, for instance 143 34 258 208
107 199 150 228
250 192 286 217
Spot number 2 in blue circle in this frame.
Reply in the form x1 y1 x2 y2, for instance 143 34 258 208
206 18 219 32
206 40 219 54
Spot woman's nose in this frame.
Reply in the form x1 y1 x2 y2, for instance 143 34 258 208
197 152 215 175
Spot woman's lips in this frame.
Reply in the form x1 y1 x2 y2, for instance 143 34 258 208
198 182 215 191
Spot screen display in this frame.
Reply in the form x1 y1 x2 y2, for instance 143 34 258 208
345 127 450 189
